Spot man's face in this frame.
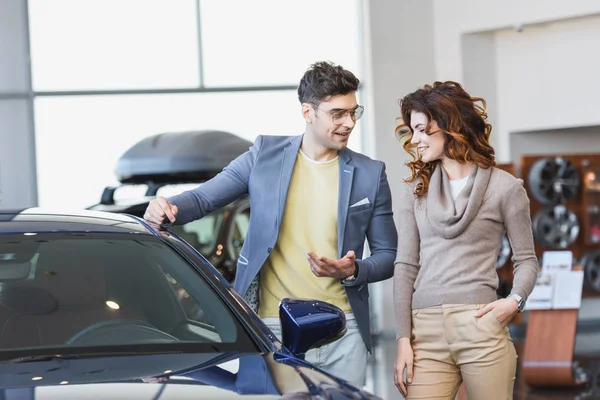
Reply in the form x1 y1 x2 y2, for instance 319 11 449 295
303 93 360 151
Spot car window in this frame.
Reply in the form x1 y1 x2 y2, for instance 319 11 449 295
0 233 254 353
171 211 223 255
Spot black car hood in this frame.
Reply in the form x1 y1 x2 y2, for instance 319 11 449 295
0 351 380 399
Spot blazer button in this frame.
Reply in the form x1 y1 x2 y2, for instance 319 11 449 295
267 247 272 253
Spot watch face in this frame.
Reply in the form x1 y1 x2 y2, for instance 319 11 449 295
510 294 525 312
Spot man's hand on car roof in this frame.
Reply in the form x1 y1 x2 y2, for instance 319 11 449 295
144 196 178 226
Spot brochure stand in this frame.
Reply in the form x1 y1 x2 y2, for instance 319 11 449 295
522 309 579 386
522 266 585 387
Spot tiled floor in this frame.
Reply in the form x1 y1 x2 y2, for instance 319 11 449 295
365 330 600 400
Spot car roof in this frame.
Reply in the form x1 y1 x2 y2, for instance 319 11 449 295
0 208 153 235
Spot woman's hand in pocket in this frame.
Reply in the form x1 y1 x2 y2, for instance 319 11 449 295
474 299 518 327
394 337 414 397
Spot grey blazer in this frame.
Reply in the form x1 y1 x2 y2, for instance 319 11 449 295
169 134 397 351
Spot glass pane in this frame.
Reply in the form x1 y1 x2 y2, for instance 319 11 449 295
28 0 200 91
34 91 364 210
0 234 241 350
200 0 362 86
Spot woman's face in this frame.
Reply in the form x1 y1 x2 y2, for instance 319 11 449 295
409 111 446 163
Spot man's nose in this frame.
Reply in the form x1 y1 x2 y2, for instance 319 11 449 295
342 114 356 129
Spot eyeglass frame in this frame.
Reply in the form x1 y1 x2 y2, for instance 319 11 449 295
310 104 365 125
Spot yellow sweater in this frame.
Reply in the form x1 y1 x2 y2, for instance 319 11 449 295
258 150 351 318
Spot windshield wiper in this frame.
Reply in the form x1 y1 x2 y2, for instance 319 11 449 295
1 351 177 363
0 341 226 364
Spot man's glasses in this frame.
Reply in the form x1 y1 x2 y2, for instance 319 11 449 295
314 105 364 125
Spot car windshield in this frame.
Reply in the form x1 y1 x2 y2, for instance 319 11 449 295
0 233 256 358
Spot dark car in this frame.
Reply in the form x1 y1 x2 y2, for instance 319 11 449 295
89 188 249 283
87 130 254 283
0 208 381 399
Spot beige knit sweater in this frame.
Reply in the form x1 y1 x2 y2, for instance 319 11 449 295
394 163 539 339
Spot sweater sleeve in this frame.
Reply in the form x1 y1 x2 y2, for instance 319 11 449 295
501 180 540 300
394 182 421 339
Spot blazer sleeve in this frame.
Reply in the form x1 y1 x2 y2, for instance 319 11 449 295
168 135 263 224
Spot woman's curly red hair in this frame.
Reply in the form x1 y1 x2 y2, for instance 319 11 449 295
395 81 496 197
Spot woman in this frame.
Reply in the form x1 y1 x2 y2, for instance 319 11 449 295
393 81 539 399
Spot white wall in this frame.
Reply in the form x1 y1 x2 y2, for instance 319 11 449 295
433 0 600 81
495 14 600 160
433 0 600 162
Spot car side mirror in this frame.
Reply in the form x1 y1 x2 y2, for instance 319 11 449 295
279 298 346 357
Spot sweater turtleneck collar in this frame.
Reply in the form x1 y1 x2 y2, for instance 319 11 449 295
424 162 492 239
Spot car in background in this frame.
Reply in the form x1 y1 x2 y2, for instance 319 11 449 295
0 208 381 399
87 130 253 283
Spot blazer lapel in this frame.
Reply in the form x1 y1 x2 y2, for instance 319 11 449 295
277 135 303 230
337 150 354 258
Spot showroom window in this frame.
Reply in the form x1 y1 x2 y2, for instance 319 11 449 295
27 0 365 209
28 0 201 91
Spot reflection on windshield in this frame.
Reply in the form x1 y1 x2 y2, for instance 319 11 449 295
162 271 209 324
174 353 357 399
0 233 246 353
183 354 295 396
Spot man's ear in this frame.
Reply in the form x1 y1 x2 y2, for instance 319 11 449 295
301 103 313 123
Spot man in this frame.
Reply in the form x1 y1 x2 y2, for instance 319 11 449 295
144 61 397 387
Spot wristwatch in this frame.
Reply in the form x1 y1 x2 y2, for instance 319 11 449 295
342 262 359 284
508 293 526 312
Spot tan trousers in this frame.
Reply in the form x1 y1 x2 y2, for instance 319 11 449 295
407 304 517 400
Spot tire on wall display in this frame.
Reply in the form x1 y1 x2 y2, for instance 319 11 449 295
532 205 580 249
581 250 600 292
496 234 511 270
528 157 581 205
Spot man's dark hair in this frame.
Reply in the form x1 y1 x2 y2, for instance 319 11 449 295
297 61 360 105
